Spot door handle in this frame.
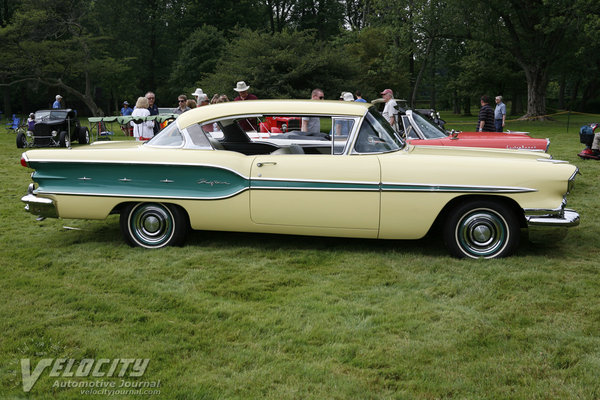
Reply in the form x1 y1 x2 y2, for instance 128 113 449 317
257 162 277 167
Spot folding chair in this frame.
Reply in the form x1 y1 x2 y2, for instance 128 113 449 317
7 115 21 132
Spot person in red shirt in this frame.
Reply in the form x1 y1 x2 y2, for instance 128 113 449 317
233 81 258 101
233 81 258 131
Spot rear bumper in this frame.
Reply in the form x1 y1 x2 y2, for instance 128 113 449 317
21 184 58 218
525 209 579 242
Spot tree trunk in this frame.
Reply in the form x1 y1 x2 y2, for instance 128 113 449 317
411 37 433 108
462 96 471 116
429 46 436 110
522 63 549 119
453 90 460 114
558 72 565 109
1 87 11 117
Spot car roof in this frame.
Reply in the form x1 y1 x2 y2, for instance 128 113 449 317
175 100 371 128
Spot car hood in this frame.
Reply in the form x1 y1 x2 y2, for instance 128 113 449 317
406 143 553 160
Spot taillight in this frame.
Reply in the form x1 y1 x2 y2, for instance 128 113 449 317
20 154 29 168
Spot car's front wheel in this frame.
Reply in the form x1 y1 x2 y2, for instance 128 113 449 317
78 126 90 144
120 203 189 249
59 131 70 147
443 200 520 259
16 132 27 148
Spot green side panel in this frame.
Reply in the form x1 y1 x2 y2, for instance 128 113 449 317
30 162 249 199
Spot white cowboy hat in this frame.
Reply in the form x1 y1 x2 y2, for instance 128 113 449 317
192 88 204 97
343 92 354 101
56 95 63 100
234 81 250 92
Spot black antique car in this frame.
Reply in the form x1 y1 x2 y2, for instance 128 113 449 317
16 109 90 148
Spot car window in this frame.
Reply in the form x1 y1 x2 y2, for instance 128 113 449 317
147 121 183 147
411 111 447 139
402 116 419 139
50 111 68 119
185 123 212 149
353 109 403 153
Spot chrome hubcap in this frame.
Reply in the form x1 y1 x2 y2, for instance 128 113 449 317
457 209 507 258
130 204 174 247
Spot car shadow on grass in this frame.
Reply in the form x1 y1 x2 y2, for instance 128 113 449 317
186 229 447 257
54 218 575 260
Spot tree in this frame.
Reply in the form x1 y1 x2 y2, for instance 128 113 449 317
453 0 581 118
0 0 132 116
198 29 358 100
169 25 227 98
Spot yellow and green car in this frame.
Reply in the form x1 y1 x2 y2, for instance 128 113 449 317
21 100 579 259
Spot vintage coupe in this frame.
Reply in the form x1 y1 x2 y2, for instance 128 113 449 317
20 100 579 259
369 100 550 152
401 109 550 151
16 109 90 148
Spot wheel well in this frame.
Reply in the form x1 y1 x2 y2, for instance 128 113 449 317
430 195 527 234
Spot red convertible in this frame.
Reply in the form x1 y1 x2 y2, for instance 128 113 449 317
401 109 549 152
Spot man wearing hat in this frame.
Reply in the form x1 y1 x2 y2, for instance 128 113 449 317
233 81 258 101
52 95 63 109
234 81 258 131
192 88 205 103
120 101 133 116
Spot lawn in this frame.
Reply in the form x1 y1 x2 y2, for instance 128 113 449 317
1 111 600 399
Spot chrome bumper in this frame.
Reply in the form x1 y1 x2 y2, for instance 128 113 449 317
21 184 58 218
525 209 579 242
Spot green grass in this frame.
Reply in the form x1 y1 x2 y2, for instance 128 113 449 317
1 112 600 399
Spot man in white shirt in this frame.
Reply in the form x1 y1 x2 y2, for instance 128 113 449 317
301 88 324 133
381 89 398 130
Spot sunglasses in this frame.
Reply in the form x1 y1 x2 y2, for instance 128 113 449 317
178 99 186 102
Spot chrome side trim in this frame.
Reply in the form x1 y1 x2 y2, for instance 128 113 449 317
537 158 569 164
381 182 537 193
254 177 378 185
34 188 249 201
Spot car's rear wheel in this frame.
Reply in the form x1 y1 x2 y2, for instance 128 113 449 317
443 200 520 259
120 203 189 249
16 132 27 148
59 131 70 147
78 126 90 144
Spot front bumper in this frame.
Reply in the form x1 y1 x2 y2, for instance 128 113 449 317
21 184 58 218
525 208 580 242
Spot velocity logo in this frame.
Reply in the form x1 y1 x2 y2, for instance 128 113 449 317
21 358 150 392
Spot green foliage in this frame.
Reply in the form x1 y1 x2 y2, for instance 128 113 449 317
168 25 227 99
342 28 410 100
198 29 359 100
1 0 600 116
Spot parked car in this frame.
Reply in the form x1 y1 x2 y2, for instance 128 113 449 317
16 109 90 148
401 109 549 151
20 100 579 259
370 100 550 152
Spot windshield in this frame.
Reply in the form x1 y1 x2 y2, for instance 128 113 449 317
35 110 69 121
354 108 405 153
410 110 447 139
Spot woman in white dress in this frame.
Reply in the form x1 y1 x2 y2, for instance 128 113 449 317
130 97 154 140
